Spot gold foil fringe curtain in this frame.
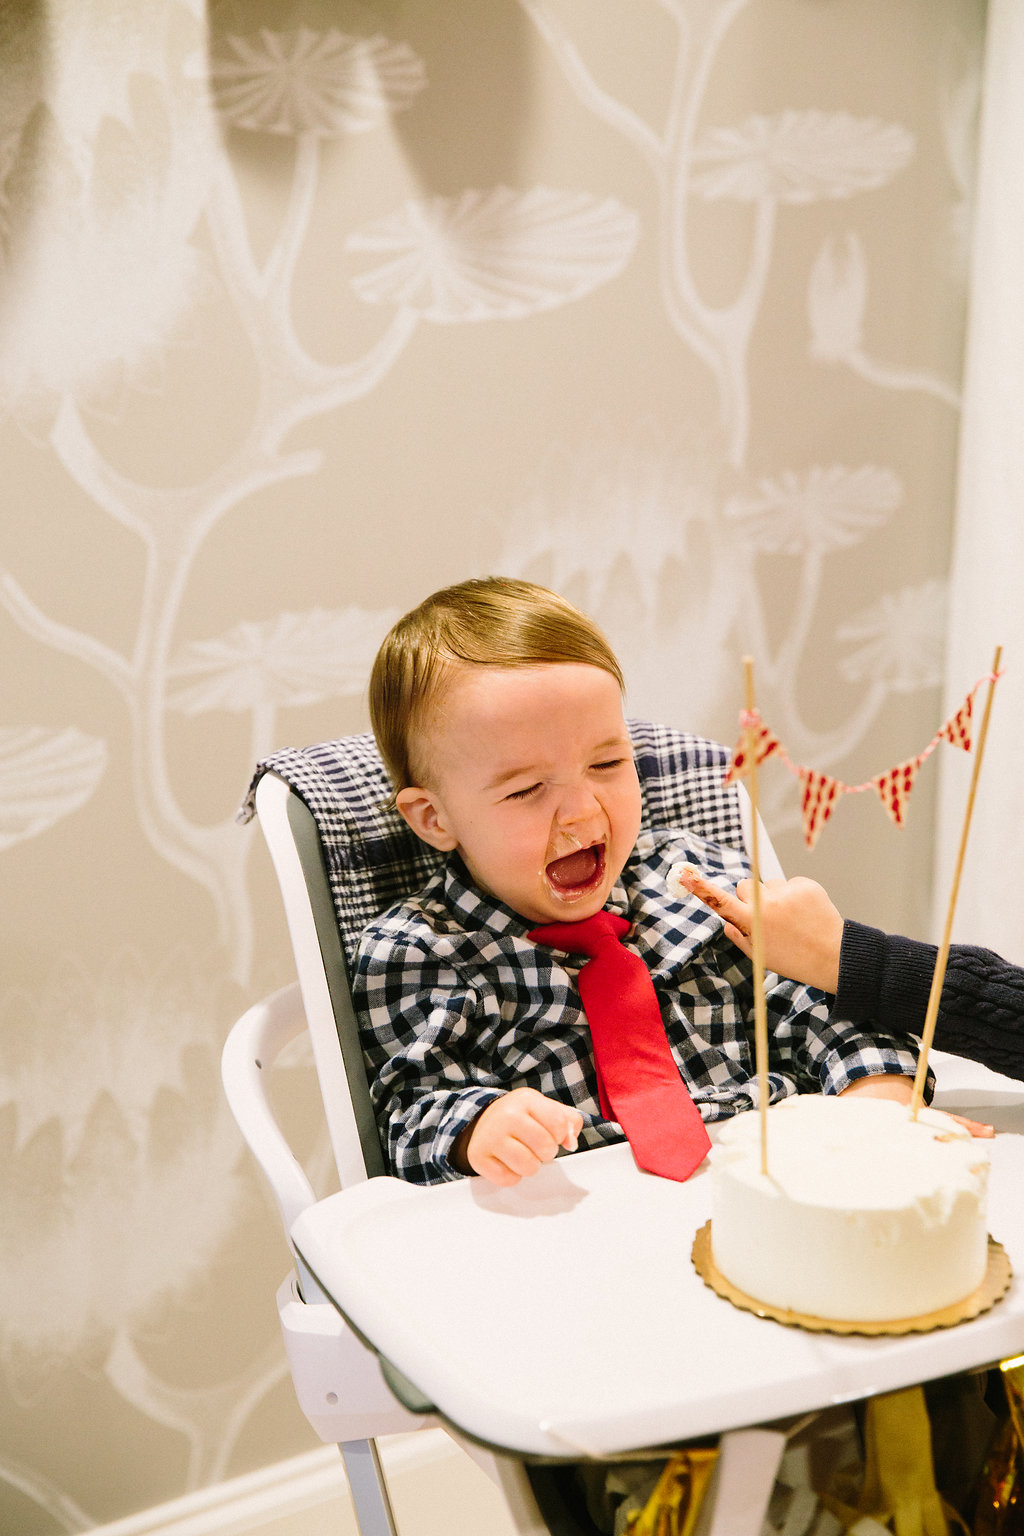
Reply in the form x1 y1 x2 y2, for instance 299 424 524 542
622 1359 1024 1535
974 1355 1024 1535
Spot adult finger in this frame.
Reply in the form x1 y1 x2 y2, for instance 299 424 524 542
679 866 728 908
947 1111 995 1139
677 866 743 926
705 882 752 939
721 920 754 953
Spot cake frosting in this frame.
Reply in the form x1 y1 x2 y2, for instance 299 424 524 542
710 1096 990 1322
666 862 702 904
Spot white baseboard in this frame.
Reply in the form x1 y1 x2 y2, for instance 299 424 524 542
91 1430 455 1536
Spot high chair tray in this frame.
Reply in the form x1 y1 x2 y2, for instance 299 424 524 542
291 1054 1024 1460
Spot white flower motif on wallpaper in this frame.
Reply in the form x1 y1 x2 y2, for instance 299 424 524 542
690 111 914 202
167 607 398 713
348 186 640 322
522 0 922 466
494 433 921 781
808 232 867 361
717 468 950 830
494 422 742 730
940 31 983 282
0 5 974 1519
809 234 960 406
837 580 947 692
0 726 106 853
724 465 900 555
0 48 213 423
211 28 426 135
2 20 643 995
0 951 242 1368
0 949 283 1483
721 462 924 815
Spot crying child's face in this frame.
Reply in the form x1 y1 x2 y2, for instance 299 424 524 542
396 662 641 925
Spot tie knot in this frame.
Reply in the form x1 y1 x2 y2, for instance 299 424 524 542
528 909 631 959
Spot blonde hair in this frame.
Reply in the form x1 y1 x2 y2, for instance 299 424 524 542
370 577 625 790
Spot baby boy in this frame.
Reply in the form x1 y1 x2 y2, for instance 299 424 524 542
353 576 929 1185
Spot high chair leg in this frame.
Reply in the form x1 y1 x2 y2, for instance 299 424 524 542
339 1439 399 1536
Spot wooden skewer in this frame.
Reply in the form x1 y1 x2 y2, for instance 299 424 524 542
743 656 770 1175
910 644 1002 1118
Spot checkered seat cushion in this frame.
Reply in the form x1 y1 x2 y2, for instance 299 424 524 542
239 721 743 972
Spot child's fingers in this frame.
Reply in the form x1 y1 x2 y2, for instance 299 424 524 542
497 1136 552 1179
483 1124 566 1182
471 1127 548 1183
468 1091 584 1183
515 1115 564 1165
528 1096 583 1152
474 1153 524 1187
555 1113 581 1152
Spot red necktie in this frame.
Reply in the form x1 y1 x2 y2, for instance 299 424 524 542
528 910 711 1181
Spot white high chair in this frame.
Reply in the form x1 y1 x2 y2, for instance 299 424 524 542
222 724 788 1535
223 727 1024 1532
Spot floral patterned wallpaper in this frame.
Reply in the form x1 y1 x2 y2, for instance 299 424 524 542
0 0 984 1528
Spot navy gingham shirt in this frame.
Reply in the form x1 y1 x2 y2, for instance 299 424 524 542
354 825 929 1185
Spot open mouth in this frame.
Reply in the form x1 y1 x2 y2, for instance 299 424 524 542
545 843 606 894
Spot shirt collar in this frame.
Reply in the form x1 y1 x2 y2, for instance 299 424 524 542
441 854 533 937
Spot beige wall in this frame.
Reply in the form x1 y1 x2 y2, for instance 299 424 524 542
0 0 983 1527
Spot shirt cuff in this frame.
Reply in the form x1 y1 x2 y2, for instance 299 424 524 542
818 1038 935 1104
431 1087 505 1179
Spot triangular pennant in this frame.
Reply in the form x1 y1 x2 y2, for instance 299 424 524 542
725 712 781 784
941 693 973 753
799 768 843 850
873 757 920 828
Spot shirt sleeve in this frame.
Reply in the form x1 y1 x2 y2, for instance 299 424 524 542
833 919 1024 1082
354 922 505 1184
763 972 933 1100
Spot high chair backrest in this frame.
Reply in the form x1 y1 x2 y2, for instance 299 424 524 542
239 721 779 1191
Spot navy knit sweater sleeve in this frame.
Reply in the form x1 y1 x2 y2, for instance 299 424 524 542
832 920 1024 1082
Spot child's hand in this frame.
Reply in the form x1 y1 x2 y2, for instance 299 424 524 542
673 866 844 994
461 1088 583 1187
837 1073 994 1137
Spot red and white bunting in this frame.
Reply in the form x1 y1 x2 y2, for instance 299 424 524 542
941 695 973 754
873 757 921 828
725 713 781 784
799 768 843 850
722 670 998 848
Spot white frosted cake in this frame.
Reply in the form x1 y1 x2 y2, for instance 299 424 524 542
709 1096 990 1322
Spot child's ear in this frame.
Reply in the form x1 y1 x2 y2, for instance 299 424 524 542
395 786 458 851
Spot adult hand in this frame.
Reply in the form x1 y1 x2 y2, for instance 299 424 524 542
674 866 844 994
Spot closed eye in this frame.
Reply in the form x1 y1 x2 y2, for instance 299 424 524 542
593 758 628 772
505 781 542 802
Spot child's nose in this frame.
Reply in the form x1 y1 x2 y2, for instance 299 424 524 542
555 783 601 826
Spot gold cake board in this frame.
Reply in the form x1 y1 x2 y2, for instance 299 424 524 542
691 1221 1012 1336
